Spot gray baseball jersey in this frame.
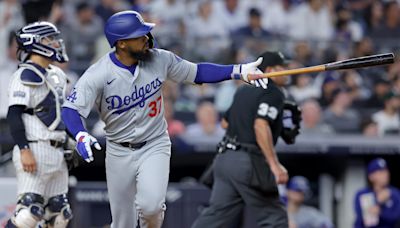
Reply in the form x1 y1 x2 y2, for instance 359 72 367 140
63 49 197 151
64 49 197 227
8 62 69 196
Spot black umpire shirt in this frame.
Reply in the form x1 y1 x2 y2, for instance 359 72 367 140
224 80 285 146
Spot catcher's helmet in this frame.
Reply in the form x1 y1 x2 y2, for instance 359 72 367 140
104 10 155 48
15 21 68 63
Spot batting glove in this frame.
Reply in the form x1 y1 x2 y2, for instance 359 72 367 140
75 131 101 163
232 57 269 89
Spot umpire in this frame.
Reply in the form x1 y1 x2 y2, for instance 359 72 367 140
192 51 297 228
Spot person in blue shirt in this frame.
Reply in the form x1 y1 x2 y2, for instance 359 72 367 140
286 176 334 228
354 158 400 228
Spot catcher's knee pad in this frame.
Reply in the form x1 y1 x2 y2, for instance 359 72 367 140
44 194 73 228
11 193 45 228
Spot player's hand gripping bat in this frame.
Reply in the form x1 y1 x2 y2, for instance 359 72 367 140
246 53 395 80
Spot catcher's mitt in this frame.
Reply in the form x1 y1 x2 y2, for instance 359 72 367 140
63 137 81 171
281 100 302 144
64 149 80 171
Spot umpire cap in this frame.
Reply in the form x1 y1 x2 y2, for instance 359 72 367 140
258 51 290 71
104 10 155 48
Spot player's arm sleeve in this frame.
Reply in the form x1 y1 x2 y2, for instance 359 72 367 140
61 107 87 138
7 105 30 149
354 192 364 228
7 76 32 149
194 63 234 84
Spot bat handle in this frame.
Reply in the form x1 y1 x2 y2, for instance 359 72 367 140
247 74 265 81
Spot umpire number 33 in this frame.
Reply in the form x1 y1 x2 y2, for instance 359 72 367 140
258 103 278 120
148 95 162 117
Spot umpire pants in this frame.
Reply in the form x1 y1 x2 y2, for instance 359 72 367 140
192 149 288 228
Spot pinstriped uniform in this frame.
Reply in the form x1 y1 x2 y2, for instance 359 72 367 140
8 63 69 197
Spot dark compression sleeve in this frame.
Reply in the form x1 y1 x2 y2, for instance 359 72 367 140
7 105 30 149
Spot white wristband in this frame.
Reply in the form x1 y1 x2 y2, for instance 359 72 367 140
231 64 241 80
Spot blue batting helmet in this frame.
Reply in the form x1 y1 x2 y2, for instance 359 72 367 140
15 21 68 63
104 10 155 48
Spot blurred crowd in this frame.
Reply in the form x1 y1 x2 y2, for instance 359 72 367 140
1 0 400 153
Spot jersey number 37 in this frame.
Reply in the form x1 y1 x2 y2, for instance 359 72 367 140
148 95 162 117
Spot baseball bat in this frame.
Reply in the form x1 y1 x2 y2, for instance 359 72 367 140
247 53 395 80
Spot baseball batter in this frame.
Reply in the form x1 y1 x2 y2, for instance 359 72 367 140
61 10 268 228
6 22 73 228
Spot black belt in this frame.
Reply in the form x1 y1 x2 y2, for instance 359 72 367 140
28 140 64 148
220 136 261 155
119 141 147 149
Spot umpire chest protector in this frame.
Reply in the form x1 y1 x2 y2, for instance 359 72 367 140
19 62 67 131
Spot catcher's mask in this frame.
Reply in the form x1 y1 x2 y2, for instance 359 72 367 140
15 21 68 63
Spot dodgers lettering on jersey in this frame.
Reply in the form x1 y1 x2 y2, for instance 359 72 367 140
106 78 162 114
63 49 197 145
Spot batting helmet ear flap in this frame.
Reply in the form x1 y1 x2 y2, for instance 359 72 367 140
147 32 155 48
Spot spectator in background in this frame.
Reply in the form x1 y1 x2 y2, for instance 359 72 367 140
354 158 400 228
95 0 129 23
361 118 379 137
232 8 271 47
318 73 340 107
342 70 370 108
292 41 316 67
0 31 18 120
288 74 319 103
66 2 103 74
362 1 384 36
335 5 363 44
181 83 217 109
365 77 391 109
186 0 229 61
0 31 18 148
0 0 24 64
353 37 374 58
215 80 243 112
213 0 247 33
323 88 361 133
393 76 400 95
181 101 225 152
286 176 334 228
262 0 297 37
149 0 185 48
164 99 185 139
300 99 334 135
372 91 400 136
289 0 334 41
370 1 400 42
21 0 54 23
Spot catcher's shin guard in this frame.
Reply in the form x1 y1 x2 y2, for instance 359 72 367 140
44 194 73 228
